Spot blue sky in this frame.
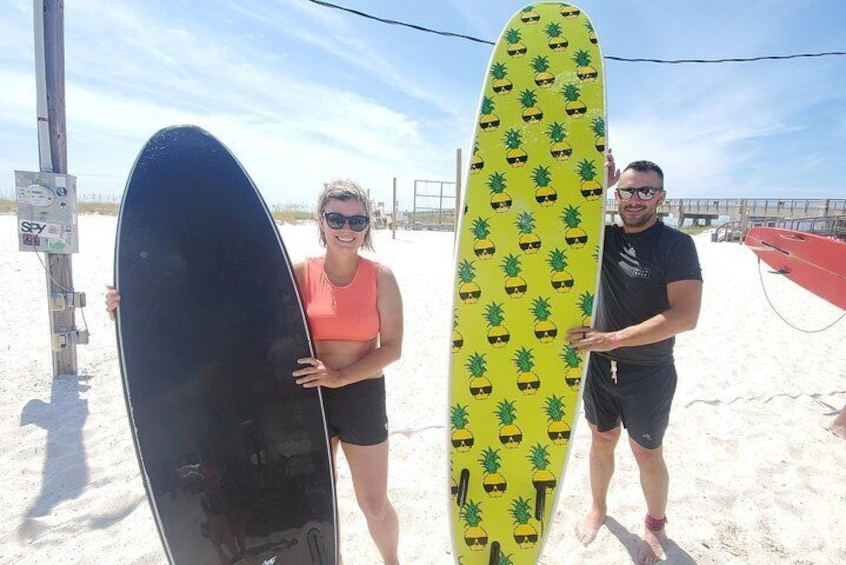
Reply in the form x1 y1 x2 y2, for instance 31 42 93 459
2 1 845 211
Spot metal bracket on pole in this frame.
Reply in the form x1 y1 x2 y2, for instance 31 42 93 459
48 291 86 311
50 329 90 351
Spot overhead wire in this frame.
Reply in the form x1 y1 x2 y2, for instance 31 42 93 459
304 0 846 64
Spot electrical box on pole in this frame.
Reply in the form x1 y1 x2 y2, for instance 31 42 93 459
15 170 79 253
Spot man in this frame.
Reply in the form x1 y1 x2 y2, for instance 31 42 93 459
567 151 703 565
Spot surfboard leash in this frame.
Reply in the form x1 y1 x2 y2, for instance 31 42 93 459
756 258 845 333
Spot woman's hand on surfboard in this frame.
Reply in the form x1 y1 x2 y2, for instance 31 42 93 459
567 326 619 353
105 285 120 320
293 357 346 389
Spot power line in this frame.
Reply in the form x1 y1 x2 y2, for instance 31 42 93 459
305 0 492 45
305 0 846 64
606 52 846 64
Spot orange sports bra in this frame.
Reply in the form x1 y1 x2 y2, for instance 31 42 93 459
300 256 380 342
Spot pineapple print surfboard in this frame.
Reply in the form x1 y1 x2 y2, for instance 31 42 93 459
448 4 605 564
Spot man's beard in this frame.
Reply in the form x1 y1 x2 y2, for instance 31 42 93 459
620 207 654 228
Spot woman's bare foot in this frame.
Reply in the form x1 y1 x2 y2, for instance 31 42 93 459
574 508 606 545
636 526 667 564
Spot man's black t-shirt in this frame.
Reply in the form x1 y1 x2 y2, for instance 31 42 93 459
596 221 702 365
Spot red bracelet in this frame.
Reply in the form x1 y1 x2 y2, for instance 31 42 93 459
645 514 667 532
610 332 619 349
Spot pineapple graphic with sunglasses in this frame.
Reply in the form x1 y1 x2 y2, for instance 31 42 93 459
546 122 572 161
532 165 558 206
451 404 475 452
509 497 538 549
496 399 523 449
515 211 541 254
490 62 513 95
562 205 588 248
577 158 603 201
471 218 496 260
547 247 574 293
484 302 510 349
487 171 512 212
505 28 526 58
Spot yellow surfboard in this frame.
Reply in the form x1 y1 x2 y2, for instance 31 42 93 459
448 3 606 563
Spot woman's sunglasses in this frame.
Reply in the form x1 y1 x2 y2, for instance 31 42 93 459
616 186 662 201
323 212 370 232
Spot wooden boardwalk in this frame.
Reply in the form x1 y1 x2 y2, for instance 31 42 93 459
606 198 846 227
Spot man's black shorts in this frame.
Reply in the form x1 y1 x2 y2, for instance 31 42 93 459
583 355 677 449
321 376 388 446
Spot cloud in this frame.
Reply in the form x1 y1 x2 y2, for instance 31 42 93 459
5 1 843 207
1 1 458 208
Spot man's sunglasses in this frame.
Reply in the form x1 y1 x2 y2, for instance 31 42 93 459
323 212 370 232
616 187 662 201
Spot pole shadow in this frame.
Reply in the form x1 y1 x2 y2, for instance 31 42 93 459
17 373 90 540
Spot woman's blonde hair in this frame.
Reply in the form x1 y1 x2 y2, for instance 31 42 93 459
316 179 374 250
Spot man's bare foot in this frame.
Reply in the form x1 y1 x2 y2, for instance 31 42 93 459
636 526 667 565
574 508 606 546
831 409 846 439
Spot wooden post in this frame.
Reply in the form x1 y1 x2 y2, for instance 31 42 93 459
36 0 78 376
454 148 462 243
391 177 397 240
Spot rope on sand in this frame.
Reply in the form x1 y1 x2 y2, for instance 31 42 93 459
757 259 845 333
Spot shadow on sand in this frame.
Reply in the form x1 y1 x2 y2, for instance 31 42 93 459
605 516 697 564
17 373 90 540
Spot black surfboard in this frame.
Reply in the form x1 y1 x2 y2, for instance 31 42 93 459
115 125 337 564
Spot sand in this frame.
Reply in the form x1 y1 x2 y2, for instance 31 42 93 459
1 213 844 564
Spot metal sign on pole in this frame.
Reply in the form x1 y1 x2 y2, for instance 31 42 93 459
15 0 88 377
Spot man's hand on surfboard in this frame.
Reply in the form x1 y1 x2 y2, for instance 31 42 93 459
567 326 619 353
605 149 621 187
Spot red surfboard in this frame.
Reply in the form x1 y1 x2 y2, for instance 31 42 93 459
745 227 845 310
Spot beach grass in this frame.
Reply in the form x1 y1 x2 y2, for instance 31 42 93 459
0 197 315 224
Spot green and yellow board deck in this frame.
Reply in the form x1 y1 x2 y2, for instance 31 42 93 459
448 3 605 564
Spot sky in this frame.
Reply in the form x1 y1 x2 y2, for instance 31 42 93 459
2 0 845 211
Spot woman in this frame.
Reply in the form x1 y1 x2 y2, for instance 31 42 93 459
292 180 402 564
106 179 403 564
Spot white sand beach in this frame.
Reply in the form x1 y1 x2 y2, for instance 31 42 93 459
1 213 844 564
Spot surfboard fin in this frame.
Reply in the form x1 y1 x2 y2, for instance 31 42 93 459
456 468 470 508
534 483 546 522
769 267 791 275
306 528 328 565
487 541 501 565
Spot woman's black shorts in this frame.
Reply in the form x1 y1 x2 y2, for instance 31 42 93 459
321 376 388 446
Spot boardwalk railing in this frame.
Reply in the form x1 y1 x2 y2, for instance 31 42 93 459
606 198 845 226
663 198 845 219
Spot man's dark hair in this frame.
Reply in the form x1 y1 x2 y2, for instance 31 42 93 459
624 160 664 187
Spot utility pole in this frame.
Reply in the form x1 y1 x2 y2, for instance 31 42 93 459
17 0 87 376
